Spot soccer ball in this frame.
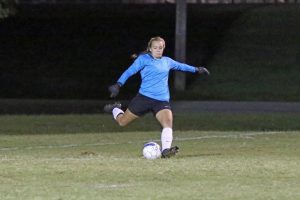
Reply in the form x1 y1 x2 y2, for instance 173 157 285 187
142 142 161 160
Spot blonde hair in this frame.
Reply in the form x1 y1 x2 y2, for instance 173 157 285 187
131 36 166 59
146 36 166 52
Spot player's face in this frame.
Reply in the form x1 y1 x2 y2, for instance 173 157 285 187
150 41 165 59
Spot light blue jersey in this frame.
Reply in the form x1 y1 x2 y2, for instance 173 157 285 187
117 53 197 102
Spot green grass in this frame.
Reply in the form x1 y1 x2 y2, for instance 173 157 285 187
1 130 299 200
0 114 300 199
0 113 300 135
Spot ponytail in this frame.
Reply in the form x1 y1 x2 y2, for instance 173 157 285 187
130 53 138 59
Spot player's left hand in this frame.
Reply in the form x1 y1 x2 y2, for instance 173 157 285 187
197 67 210 76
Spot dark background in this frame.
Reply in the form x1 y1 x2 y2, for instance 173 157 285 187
0 4 246 100
1 4 299 102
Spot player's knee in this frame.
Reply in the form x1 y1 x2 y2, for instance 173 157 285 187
162 119 173 128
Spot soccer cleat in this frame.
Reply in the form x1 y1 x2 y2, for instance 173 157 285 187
103 102 122 113
161 146 179 158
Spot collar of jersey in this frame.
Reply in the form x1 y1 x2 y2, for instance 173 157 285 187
148 53 162 60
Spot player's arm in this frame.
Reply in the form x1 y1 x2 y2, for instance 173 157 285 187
108 56 144 98
168 57 210 75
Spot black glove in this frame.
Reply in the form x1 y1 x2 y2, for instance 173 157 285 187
108 83 121 98
196 67 210 76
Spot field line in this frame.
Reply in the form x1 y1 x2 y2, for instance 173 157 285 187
174 131 283 141
0 131 287 152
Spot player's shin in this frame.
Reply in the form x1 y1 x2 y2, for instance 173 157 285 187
161 127 173 151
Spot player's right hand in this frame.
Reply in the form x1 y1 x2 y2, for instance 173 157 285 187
108 83 121 98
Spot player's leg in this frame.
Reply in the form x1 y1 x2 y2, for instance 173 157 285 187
156 109 173 150
155 108 179 158
114 108 138 127
104 93 151 127
104 102 138 127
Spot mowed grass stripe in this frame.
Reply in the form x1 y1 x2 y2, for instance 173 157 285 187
0 131 289 152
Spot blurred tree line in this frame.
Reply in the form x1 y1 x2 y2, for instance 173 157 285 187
0 0 17 19
0 0 16 19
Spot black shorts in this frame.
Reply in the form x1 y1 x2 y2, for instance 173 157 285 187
127 93 172 117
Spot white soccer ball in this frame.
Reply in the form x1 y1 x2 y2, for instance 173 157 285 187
142 142 161 160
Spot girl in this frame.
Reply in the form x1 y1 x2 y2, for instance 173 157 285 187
104 36 209 158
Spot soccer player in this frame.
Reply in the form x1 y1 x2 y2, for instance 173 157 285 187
104 36 209 158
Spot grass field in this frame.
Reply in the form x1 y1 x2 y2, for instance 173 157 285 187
0 114 299 199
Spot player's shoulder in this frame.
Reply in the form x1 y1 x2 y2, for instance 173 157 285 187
162 56 175 63
137 53 150 59
134 53 151 63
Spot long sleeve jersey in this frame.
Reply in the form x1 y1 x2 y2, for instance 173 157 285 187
117 53 197 102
